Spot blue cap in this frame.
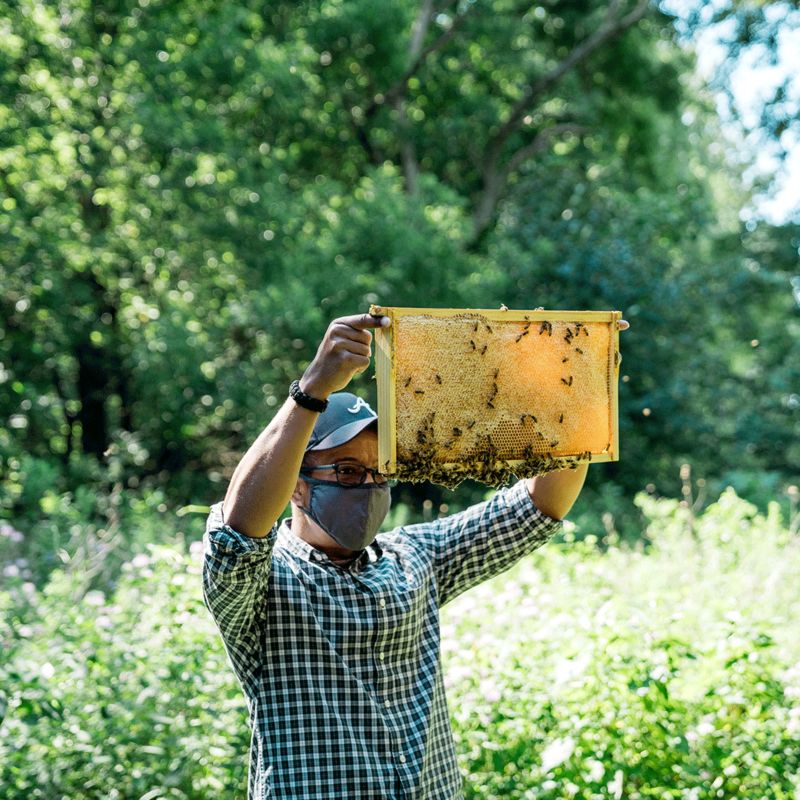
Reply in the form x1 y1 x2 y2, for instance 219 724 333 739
306 392 378 451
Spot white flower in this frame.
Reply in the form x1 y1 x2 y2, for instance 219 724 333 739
586 758 605 782
540 736 575 772
0 523 24 542
84 590 105 606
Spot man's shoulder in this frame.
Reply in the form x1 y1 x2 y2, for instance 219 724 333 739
375 520 442 560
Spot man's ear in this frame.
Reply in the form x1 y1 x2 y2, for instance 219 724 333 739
291 476 308 507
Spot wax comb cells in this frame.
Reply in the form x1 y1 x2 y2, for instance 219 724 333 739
372 306 622 489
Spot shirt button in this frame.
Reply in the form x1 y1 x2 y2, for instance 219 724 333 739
379 652 385 660
379 598 386 609
384 699 391 708
399 755 407 764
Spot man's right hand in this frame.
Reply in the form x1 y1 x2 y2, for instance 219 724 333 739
300 313 390 399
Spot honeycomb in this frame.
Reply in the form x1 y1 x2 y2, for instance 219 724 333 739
371 305 621 488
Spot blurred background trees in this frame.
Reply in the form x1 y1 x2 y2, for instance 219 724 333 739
1 0 798 580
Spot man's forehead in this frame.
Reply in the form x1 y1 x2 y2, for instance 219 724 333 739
305 427 378 462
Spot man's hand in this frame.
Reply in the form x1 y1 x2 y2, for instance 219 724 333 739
300 313 390 399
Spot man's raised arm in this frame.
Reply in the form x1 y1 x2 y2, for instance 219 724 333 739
222 313 390 538
526 463 588 521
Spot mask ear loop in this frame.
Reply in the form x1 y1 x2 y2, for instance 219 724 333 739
295 476 335 540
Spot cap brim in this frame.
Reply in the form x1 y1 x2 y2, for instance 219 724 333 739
307 417 377 451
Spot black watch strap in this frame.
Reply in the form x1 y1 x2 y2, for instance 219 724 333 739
289 380 329 413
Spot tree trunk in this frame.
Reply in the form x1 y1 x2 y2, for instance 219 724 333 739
75 338 110 458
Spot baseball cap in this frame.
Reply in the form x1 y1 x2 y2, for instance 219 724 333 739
306 392 378 451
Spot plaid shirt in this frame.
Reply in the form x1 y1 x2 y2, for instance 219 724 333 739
202 479 560 799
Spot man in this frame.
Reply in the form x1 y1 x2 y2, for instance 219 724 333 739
203 313 615 799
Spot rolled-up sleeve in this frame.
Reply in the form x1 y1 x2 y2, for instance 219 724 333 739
404 480 561 606
202 502 275 686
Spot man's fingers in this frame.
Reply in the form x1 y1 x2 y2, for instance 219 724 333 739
338 313 391 331
335 338 372 359
619 319 630 331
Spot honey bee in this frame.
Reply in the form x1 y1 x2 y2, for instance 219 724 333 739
435 373 442 384
560 376 573 387
575 347 584 355
404 376 412 387
479 344 488 355
559 414 564 423
415 389 425 395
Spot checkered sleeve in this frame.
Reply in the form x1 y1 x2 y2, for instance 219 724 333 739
202 502 275 685
406 480 562 606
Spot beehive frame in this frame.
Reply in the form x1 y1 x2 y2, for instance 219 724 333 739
371 305 622 487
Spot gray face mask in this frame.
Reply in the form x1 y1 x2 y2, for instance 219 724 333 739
299 477 391 552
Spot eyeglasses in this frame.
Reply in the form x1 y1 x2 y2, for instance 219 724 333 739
300 463 392 486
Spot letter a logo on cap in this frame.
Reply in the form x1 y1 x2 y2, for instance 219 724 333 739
347 397 372 415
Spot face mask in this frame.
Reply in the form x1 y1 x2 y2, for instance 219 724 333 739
299 476 391 552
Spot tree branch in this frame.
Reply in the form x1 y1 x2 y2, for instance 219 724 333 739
355 0 468 178
472 123 587 244
506 122 588 175
485 0 649 168
366 0 474 117
410 0 437 61
471 0 650 244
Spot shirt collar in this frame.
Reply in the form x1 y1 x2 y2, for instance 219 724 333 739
277 519 382 573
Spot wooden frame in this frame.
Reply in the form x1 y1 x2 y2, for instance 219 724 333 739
372 305 621 484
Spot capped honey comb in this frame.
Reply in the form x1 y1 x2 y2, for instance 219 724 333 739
371 305 622 488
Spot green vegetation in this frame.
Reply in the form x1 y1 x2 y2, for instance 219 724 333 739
1 1 798 562
1 491 798 798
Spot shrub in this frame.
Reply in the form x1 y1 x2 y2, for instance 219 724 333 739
1 489 798 798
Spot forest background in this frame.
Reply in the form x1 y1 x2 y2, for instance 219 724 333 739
1 0 799 798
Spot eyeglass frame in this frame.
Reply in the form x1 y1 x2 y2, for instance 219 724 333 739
299 463 392 486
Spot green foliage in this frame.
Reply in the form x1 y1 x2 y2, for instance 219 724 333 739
1 0 798 575
0 540 249 799
1 490 799 798
443 488 800 798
